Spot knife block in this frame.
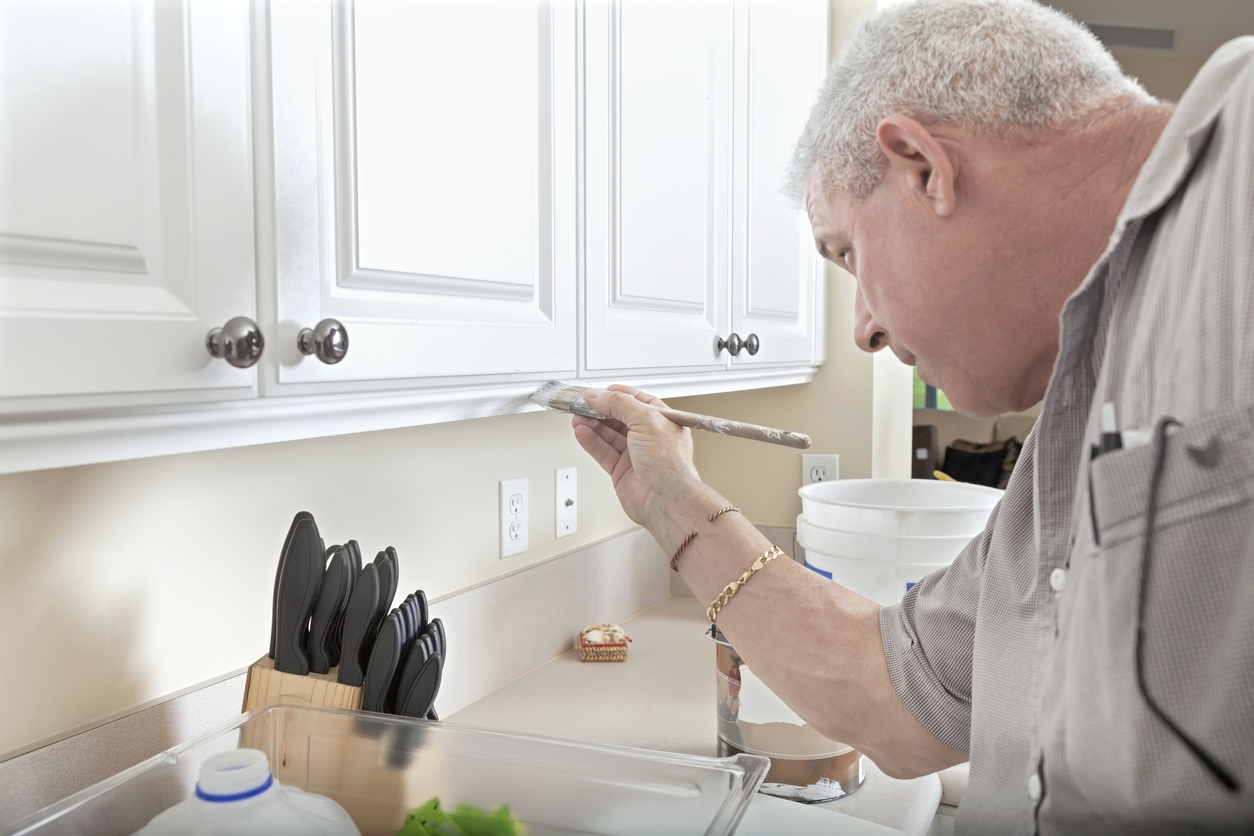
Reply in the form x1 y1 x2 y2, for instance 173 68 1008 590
241 655 363 714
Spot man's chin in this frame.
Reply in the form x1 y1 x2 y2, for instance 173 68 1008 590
938 386 1004 420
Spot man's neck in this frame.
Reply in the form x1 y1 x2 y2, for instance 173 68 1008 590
1050 100 1175 234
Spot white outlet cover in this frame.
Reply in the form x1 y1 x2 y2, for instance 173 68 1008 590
555 467 577 538
801 453 840 485
499 477 529 558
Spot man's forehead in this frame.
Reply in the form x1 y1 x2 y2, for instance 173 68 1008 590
806 183 854 236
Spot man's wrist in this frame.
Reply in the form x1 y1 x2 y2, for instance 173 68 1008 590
643 479 730 555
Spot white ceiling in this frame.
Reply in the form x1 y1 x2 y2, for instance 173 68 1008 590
1046 0 1254 61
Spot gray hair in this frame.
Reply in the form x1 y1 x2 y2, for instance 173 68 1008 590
787 0 1151 202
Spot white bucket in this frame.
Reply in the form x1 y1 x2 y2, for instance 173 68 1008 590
796 516 974 565
798 478 1001 537
800 548 953 606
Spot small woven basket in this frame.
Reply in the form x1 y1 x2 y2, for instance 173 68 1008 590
577 628 631 662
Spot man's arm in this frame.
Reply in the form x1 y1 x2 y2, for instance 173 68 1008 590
573 385 969 777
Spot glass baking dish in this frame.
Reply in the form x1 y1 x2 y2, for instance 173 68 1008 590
4 703 769 836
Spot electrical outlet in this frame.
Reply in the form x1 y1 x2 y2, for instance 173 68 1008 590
499 477 529 558
802 453 840 485
555 467 577 538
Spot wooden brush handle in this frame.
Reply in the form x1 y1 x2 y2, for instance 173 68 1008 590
654 406 812 449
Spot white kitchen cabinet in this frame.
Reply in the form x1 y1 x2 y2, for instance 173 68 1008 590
584 0 733 373
260 0 578 392
0 0 257 414
0 0 828 475
584 0 826 377
730 0 827 368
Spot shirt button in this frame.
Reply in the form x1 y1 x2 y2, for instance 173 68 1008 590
1049 568 1067 592
1027 772 1042 803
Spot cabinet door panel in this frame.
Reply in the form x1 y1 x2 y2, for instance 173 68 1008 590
585 0 731 372
267 0 576 387
0 0 256 411
730 0 826 366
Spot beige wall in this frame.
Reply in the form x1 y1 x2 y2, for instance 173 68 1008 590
1114 51 1206 103
0 411 635 756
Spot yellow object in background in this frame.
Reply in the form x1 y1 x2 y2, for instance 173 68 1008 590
933 470 957 482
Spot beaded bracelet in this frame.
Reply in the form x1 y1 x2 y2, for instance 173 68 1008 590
707 545 784 623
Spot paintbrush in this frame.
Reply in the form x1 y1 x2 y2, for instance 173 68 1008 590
530 380 812 450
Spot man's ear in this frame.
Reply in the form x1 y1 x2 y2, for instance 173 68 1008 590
876 115 957 218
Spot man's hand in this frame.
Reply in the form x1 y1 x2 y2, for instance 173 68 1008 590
570 384 701 529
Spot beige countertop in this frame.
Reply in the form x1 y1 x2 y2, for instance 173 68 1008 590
448 596 944 835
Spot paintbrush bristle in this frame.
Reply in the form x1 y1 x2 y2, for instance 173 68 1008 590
530 380 611 419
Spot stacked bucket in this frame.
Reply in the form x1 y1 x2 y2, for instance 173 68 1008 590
796 479 1003 606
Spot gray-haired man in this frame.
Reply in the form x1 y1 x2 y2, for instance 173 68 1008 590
571 0 1254 831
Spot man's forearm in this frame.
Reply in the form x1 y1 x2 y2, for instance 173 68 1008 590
649 482 968 778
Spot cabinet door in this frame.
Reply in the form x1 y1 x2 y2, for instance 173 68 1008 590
265 0 577 389
730 0 826 367
0 0 256 413
584 0 732 373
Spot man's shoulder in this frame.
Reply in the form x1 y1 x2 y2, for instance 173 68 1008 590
1200 36 1254 120
1120 37 1254 224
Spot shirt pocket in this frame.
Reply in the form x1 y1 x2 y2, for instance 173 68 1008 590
1066 404 1254 811
1090 405 1254 549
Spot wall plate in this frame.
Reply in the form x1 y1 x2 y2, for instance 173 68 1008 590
499 477 529 558
801 453 839 485
555 467 577 538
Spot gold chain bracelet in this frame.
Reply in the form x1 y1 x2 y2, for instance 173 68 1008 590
707 545 784 623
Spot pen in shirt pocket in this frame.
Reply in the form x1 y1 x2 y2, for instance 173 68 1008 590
1094 402 1123 458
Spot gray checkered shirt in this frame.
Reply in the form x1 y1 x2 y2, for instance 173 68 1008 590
879 37 1254 834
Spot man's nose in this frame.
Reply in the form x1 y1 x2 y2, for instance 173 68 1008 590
853 290 888 354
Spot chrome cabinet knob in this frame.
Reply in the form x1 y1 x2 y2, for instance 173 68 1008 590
297 318 349 365
744 333 760 356
717 333 743 356
206 316 264 368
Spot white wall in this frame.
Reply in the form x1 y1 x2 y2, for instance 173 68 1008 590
0 410 634 756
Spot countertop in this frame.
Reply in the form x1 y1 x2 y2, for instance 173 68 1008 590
448 596 943 835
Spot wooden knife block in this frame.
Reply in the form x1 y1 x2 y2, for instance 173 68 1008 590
239 657 417 835
241 655 362 713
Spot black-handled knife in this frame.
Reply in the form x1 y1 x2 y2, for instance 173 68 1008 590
273 514 324 675
328 540 362 665
307 547 353 675
337 562 381 687
398 651 443 720
371 553 397 645
269 511 314 660
430 617 446 662
415 590 429 638
361 610 404 713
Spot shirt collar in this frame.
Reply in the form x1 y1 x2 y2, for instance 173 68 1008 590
1119 36 1254 224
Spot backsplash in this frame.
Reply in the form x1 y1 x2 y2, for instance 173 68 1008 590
0 527 669 827
0 409 635 758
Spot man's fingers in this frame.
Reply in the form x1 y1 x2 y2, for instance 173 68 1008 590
572 421 622 476
573 414 628 454
635 389 669 409
606 383 669 409
585 387 665 431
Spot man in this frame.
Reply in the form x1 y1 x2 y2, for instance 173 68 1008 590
570 0 1254 832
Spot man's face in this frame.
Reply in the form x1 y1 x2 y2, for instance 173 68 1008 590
805 164 1057 418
